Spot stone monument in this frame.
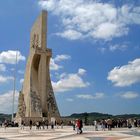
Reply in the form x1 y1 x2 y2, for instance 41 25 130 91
16 11 60 124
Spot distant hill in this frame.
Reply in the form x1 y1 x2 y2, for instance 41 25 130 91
0 112 140 123
114 114 140 119
63 112 140 124
70 112 112 118
0 114 11 122
68 112 140 119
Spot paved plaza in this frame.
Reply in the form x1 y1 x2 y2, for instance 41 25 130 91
0 126 140 140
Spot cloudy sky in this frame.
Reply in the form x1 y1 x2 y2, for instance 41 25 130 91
0 0 140 116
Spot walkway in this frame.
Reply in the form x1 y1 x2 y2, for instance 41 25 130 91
0 126 140 140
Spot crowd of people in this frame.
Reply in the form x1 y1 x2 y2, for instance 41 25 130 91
72 119 83 134
70 118 140 133
0 118 140 134
93 118 140 131
0 119 64 130
20 120 64 130
0 120 18 128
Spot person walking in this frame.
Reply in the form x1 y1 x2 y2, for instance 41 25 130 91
76 119 80 134
4 120 7 130
79 119 83 134
21 120 25 130
107 118 112 130
45 120 49 129
94 120 98 131
51 121 54 129
72 120 75 130
29 120 32 130
61 120 63 129
101 119 106 131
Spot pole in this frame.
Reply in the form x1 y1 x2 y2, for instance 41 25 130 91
12 51 18 121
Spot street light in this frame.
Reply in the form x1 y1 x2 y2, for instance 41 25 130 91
12 51 18 121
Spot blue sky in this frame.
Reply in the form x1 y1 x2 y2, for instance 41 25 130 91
0 0 140 116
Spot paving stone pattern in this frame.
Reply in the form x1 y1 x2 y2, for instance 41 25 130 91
0 126 140 140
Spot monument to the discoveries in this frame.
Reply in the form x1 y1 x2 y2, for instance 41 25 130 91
16 11 60 123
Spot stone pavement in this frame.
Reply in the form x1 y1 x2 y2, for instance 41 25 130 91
0 126 140 140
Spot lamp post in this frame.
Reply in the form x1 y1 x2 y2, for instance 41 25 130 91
12 51 18 121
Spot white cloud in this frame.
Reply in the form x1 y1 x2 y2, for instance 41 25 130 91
98 47 106 53
0 50 25 64
76 94 94 99
76 93 104 99
78 68 86 76
90 22 127 40
56 29 83 40
50 59 62 70
0 90 19 114
119 5 140 25
20 78 24 84
54 54 71 62
39 0 140 41
119 91 139 99
0 75 13 83
0 64 6 71
52 68 89 92
40 0 57 11
109 44 128 52
66 98 74 102
18 70 24 74
59 73 67 79
108 58 140 87
94 93 105 99
50 54 71 70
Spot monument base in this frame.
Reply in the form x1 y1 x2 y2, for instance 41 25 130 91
14 117 48 126
14 116 61 126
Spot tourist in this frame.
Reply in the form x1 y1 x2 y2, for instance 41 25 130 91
94 120 98 131
72 120 75 130
55 120 57 126
51 121 54 129
56 122 59 129
21 120 25 130
79 119 83 134
29 120 32 130
138 119 140 127
36 121 39 129
4 120 7 129
134 119 138 127
107 118 112 130
42 120 45 129
61 120 63 129
76 119 80 134
127 119 132 129
0 121 2 127
101 119 106 131
45 120 49 129
39 121 41 129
